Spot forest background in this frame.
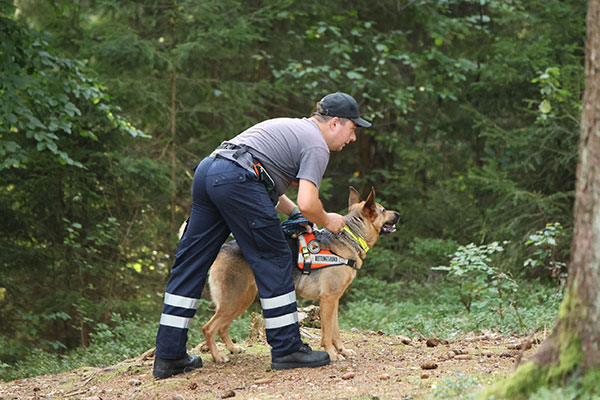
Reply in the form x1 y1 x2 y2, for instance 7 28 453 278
0 0 588 385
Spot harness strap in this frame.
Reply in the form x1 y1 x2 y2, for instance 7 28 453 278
298 234 313 274
296 253 356 269
297 233 358 274
343 225 370 253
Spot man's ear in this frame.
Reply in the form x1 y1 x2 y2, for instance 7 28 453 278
348 186 361 208
328 116 341 131
362 187 377 218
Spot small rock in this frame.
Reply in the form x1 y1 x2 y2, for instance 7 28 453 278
439 351 456 360
219 390 235 399
421 373 429 379
351 327 360 333
397 335 412 344
420 361 438 370
341 372 355 380
171 395 184 400
128 379 142 386
254 378 272 385
426 338 440 347
454 354 472 360
451 348 468 355
379 373 391 380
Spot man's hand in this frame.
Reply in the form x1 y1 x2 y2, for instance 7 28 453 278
323 213 346 234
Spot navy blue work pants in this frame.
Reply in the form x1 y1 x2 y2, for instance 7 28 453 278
155 156 302 359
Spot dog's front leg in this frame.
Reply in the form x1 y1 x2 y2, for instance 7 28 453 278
332 303 355 358
318 296 344 361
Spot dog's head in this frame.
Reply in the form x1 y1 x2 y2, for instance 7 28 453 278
347 186 399 243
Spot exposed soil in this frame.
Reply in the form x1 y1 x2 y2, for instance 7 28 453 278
0 328 542 400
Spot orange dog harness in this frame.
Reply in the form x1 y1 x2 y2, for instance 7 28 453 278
296 232 357 274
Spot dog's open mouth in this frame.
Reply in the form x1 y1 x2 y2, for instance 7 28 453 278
381 222 397 234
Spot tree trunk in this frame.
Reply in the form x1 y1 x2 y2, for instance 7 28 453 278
169 0 178 233
485 0 600 397
170 67 177 233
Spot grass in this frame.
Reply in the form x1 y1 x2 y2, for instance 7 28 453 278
0 278 562 382
339 277 562 338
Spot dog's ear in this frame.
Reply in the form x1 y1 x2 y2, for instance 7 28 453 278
363 187 377 218
348 186 362 208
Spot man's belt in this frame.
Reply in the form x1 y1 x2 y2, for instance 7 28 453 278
211 143 278 205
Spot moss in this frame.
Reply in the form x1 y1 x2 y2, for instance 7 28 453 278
557 281 584 321
480 338 584 399
581 369 600 396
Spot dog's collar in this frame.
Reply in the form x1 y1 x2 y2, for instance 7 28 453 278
343 225 370 254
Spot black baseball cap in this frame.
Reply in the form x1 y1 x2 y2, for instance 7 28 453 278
316 92 372 128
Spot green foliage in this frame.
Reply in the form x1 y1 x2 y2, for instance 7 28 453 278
340 278 560 338
0 5 146 170
433 372 480 400
524 222 567 281
0 5 172 364
433 242 518 313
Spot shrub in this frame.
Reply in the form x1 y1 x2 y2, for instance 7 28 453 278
433 242 518 312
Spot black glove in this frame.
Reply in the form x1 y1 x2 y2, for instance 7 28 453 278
281 211 313 237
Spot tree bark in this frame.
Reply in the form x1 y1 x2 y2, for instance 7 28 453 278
169 0 178 233
485 0 600 396
170 67 177 233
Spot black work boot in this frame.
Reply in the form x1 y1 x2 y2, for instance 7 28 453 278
271 343 330 370
153 354 203 379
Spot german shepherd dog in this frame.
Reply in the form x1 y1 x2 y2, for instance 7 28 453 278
200 187 399 362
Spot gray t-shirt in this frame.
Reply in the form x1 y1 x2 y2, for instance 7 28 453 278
228 117 330 196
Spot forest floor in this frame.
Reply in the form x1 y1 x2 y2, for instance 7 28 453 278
0 327 542 400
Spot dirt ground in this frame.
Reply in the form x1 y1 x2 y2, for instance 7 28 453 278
0 327 541 400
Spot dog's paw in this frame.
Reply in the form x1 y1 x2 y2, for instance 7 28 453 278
327 351 345 362
339 348 356 358
229 345 245 355
213 352 231 363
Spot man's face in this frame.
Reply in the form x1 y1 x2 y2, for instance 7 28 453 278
329 118 357 151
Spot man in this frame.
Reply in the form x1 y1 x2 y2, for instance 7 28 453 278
153 92 371 379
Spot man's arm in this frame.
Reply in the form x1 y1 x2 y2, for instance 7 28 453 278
276 194 297 216
296 179 346 233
